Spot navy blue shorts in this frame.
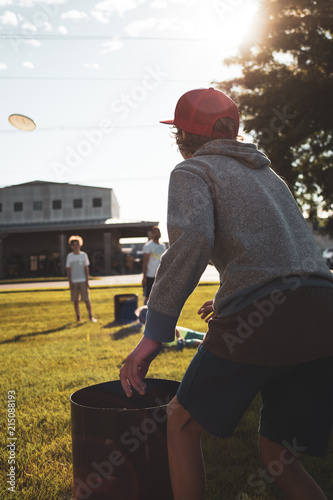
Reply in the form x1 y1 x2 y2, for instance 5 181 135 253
177 345 333 456
144 277 155 299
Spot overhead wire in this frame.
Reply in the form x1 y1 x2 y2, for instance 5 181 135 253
0 33 222 132
0 34 221 42
0 76 211 82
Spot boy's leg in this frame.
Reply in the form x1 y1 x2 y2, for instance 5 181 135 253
85 300 92 317
167 396 205 500
258 435 327 499
85 300 96 321
74 300 81 320
258 354 333 500
79 283 96 321
71 283 81 320
144 277 155 304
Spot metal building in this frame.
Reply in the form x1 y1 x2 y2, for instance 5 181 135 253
0 181 158 279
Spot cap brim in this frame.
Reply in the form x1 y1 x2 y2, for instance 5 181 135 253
159 119 174 125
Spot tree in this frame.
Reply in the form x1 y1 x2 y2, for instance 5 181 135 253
217 0 333 234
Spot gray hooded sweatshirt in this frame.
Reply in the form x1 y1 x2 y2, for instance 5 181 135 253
144 139 333 343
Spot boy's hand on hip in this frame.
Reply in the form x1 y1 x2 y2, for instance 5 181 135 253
198 300 215 322
120 336 162 397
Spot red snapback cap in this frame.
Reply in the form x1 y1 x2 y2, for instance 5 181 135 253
160 87 239 139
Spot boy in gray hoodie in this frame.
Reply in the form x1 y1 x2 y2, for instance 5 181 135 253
120 88 333 499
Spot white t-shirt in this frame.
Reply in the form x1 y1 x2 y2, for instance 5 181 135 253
66 252 89 283
143 240 165 278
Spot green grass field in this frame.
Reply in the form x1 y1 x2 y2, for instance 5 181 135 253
0 284 332 499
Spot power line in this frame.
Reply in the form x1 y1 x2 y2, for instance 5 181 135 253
0 34 220 43
0 124 162 133
0 76 209 82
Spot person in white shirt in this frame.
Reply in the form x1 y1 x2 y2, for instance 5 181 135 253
66 235 96 322
142 226 165 304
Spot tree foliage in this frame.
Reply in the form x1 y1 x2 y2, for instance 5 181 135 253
217 0 333 232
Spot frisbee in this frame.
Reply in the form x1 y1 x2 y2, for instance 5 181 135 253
8 114 36 131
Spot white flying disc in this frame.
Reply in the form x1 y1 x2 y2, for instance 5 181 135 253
8 114 36 131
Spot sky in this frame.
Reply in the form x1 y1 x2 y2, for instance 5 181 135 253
0 0 260 240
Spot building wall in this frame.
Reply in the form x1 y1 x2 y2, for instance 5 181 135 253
0 224 156 279
0 181 119 225
0 181 157 279
2 228 113 278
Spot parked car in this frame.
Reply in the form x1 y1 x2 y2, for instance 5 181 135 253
322 248 333 269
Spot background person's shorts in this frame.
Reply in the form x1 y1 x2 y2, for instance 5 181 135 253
71 282 89 302
177 345 333 456
144 277 155 299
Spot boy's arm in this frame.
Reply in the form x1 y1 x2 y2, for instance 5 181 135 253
66 266 72 288
142 252 149 285
120 167 214 395
84 265 90 288
198 300 215 322
120 336 162 397
144 167 215 342
65 254 72 287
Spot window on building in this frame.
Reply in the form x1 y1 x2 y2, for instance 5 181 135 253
33 201 43 211
0 203 2 212
73 199 83 209
14 202 23 212
93 197 102 207
39 254 47 270
52 200 62 210
30 255 38 272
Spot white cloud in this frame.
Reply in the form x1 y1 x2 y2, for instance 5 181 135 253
42 20 53 31
101 39 124 53
61 10 89 21
18 13 53 32
24 39 42 46
0 63 8 70
83 63 100 69
169 0 199 4
58 25 67 34
0 10 18 26
94 0 146 17
125 16 193 36
150 0 167 7
21 20 38 32
22 61 34 68
19 0 66 6
126 17 156 36
91 10 109 24
0 0 13 6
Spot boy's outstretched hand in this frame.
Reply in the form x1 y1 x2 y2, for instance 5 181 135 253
198 300 215 322
120 336 162 397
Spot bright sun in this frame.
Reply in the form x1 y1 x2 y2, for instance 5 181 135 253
200 0 259 55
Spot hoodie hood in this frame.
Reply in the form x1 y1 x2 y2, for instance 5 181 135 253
193 139 271 170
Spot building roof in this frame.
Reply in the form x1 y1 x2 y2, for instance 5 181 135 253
1 180 113 191
0 218 158 234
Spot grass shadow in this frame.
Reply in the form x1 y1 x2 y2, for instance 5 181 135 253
0 322 80 344
103 319 141 328
110 323 143 340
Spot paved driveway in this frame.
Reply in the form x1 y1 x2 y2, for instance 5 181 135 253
0 265 220 291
